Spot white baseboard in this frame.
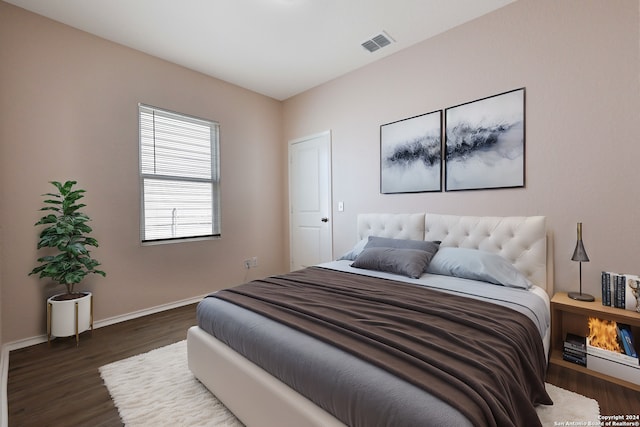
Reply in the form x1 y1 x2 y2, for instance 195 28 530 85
1 344 8 427
0 294 205 427
93 294 204 329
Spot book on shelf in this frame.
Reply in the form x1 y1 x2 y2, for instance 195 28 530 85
562 351 587 366
563 333 587 366
618 324 638 358
601 271 612 306
600 271 640 312
616 274 626 309
564 333 586 352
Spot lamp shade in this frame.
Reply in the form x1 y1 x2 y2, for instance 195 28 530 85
571 222 589 262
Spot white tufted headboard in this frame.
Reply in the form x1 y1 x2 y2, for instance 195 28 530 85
356 213 425 240
357 213 552 294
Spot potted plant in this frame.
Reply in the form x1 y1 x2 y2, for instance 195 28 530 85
29 180 105 344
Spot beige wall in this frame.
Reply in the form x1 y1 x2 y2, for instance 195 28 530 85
0 2 287 343
283 0 640 298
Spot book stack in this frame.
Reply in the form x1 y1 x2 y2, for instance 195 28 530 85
601 271 640 312
563 333 587 366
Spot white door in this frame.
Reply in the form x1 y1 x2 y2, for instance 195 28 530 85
289 131 332 271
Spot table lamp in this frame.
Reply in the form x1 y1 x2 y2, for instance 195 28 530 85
569 222 595 301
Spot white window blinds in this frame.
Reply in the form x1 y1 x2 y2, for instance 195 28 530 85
139 104 220 242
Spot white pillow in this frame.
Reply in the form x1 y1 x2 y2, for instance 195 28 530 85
337 238 368 261
426 247 533 289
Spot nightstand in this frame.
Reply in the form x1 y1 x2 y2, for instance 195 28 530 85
550 292 640 391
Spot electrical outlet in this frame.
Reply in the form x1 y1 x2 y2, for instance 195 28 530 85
244 257 258 269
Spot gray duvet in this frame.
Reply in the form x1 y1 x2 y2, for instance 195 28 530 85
197 297 472 427
196 263 550 427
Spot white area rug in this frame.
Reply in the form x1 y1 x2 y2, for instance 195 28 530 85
100 340 600 427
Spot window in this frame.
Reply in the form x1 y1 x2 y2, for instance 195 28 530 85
139 104 220 243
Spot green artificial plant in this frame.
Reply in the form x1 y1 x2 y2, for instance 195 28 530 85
29 180 105 295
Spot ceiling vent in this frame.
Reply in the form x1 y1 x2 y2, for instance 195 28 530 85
361 31 394 53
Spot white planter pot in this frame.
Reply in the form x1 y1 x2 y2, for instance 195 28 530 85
47 292 93 343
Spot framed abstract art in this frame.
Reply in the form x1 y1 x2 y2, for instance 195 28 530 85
444 88 525 191
380 110 442 194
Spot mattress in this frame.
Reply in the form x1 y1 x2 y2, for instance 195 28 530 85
196 261 550 427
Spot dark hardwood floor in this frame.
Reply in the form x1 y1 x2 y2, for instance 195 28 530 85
7 303 198 427
546 363 640 418
7 303 639 426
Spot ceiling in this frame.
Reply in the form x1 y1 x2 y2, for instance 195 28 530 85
6 0 515 100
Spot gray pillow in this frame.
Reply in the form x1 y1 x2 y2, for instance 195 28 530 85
351 247 431 279
426 247 533 289
364 236 440 269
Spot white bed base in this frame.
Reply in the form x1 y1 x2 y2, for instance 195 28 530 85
187 326 345 427
187 213 553 427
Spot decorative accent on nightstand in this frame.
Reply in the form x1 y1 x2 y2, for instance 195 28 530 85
569 222 595 302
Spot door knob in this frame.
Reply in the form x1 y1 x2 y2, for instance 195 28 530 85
321 217 329 223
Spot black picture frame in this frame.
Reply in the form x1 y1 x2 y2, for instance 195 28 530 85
444 88 525 191
380 110 442 194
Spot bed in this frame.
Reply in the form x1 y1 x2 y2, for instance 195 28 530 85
188 213 554 427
